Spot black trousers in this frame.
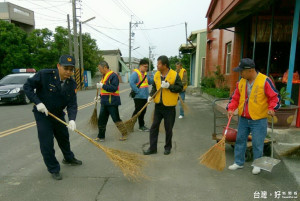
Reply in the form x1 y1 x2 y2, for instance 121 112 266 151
34 111 75 173
132 98 148 127
98 105 122 139
149 104 176 151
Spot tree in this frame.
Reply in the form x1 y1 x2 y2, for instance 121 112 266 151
82 33 103 77
0 21 30 78
27 28 57 71
0 20 103 78
169 54 190 82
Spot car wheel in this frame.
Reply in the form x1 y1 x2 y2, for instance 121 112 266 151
23 94 30 104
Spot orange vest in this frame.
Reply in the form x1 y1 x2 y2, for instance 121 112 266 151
100 71 120 96
133 69 148 88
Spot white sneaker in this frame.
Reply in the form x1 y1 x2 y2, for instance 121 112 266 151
228 163 244 170
252 166 261 175
178 115 183 119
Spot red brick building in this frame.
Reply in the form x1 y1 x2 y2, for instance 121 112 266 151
205 0 299 93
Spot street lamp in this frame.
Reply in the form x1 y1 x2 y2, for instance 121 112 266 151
79 17 96 89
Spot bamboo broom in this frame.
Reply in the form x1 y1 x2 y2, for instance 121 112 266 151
123 88 162 132
179 95 189 114
199 116 232 171
48 112 147 181
88 89 99 129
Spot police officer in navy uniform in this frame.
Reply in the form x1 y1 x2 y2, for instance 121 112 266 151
24 55 82 180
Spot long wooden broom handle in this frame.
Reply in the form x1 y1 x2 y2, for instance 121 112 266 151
48 111 105 150
224 116 232 136
136 88 162 116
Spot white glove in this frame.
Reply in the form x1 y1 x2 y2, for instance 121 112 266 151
94 95 100 103
36 103 48 116
96 82 103 89
67 120 76 131
147 96 152 103
161 81 170 88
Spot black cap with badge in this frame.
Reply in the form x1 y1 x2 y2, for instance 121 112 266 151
59 55 75 67
233 58 255 72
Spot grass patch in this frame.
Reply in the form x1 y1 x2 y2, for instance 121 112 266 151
202 87 230 98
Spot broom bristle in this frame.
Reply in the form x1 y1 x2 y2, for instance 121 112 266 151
280 145 300 157
179 96 189 114
88 108 98 129
199 137 226 171
115 121 129 136
93 142 148 181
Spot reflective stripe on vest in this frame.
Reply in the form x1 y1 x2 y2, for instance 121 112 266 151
154 69 179 106
100 71 120 96
179 68 187 90
133 69 148 88
238 73 268 120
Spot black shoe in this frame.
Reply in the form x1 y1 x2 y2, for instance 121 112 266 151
164 150 171 155
51 172 62 180
143 149 157 155
62 158 82 166
139 126 150 132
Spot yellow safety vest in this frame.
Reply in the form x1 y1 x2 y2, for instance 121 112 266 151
154 69 179 106
133 69 148 88
179 68 187 91
100 70 120 96
238 73 269 120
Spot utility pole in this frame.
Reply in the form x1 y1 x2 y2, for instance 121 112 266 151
185 22 188 46
79 17 95 89
67 14 72 56
129 17 143 70
148 46 152 72
128 21 132 70
72 0 80 89
79 22 83 89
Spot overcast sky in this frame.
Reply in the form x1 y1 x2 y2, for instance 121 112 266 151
5 0 210 61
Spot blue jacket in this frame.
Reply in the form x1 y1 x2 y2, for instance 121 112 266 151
23 69 78 120
101 72 121 106
129 71 153 99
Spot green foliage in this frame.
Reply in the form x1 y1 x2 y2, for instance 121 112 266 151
0 21 31 77
201 76 216 88
202 87 230 98
0 20 102 78
214 65 225 88
169 54 190 81
279 87 294 107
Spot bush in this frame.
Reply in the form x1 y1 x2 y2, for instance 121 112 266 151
201 77 216 88
202 87 230 98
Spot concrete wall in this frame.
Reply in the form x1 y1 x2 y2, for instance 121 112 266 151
102 55 120 73
0 2 35 32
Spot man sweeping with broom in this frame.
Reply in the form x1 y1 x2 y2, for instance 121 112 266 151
24 55 82 180
143 55 183 155
226 58 280 175
94 61 127 142
129 58 154 132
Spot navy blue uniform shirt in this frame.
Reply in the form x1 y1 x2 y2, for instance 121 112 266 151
101 72 121 106
24 69 78 120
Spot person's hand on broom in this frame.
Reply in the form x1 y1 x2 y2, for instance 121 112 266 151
227 110 234 119
94 95 100 103
268 109 275 116
161 81 170 88
96 82 103 89
36 103 48 116
67 120 76 131
147 96 152 103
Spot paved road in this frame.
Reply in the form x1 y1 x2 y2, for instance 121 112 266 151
0 83 299 201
